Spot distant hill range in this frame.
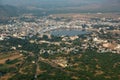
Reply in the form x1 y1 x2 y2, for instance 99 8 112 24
0 5 20 18
0 5 24 24
0 0 120 21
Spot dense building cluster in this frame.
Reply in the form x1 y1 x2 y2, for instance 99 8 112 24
0 13 120 54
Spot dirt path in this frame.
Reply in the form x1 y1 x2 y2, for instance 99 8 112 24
0 54 22 64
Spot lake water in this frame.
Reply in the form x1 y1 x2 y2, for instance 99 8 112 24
50 29 89 36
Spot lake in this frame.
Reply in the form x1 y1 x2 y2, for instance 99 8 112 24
50 29 89 36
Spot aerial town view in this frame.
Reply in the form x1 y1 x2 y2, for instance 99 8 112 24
0 0 120 80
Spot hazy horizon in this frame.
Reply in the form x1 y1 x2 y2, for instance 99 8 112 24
0 0 120 11
0 0 120 15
